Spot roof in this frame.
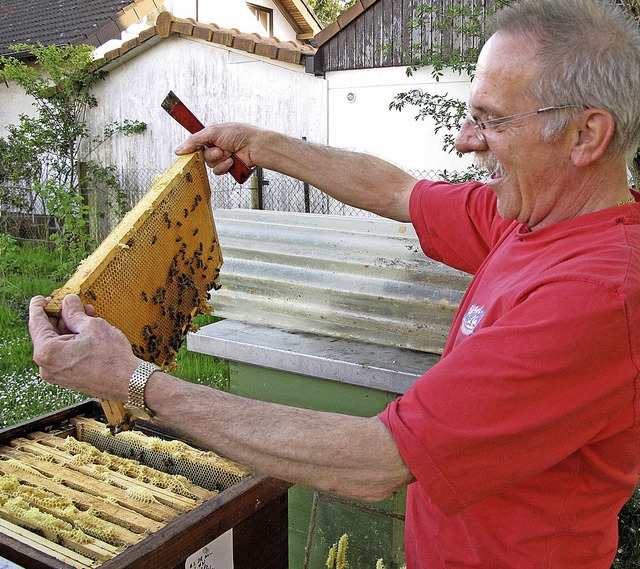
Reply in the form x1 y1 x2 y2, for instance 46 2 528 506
94 11 316 68
0 0 322 59
0 0 158 57
274 0 323 40
314 0 377 47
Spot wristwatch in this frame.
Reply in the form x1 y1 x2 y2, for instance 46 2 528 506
124 361 160 420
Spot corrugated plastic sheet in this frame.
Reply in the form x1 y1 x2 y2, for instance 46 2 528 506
210 209 472 354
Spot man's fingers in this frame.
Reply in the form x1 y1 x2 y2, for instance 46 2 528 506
174 130 211 155
28 296 57 340
59 294 93 334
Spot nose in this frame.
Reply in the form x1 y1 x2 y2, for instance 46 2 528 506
455 118 489 154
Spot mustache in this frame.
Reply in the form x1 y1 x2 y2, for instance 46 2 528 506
474 152 499 172
474 153 507 181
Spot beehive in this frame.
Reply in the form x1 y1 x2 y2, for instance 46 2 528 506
0 402 289 569
45 152 222 370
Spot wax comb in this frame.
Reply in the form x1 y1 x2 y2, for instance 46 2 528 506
44 152 223 429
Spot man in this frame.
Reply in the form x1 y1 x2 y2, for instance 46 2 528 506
29 0 640 567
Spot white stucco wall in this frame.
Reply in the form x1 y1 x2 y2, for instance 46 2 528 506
0 81 37 138
85 35 327 177
326 66 474 176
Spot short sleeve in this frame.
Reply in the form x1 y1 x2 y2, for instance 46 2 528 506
409 180 515 274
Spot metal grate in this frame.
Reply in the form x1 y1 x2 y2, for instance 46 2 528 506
78 425 243 493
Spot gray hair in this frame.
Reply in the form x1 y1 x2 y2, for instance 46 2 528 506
490 0 640 160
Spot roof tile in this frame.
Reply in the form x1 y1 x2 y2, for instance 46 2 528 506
146 12 314 65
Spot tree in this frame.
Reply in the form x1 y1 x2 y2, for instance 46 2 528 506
0 43 146 263
308 0 357 24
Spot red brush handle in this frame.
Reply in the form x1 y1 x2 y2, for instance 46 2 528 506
165 98 255 184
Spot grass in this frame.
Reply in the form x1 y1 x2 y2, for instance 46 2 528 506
0 234 228 430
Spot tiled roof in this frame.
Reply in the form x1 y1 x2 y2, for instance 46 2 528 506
0 0 161 57
93 11 316 68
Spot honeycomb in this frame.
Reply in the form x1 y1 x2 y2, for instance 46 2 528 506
45 152 223 371
0 416 251 566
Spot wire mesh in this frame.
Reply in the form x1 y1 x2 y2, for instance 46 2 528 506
0 167 442 244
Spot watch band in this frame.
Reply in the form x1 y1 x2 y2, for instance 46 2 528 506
124 361 160 420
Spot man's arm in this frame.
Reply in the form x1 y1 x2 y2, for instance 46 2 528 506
147 374 412 501
175 124 417 222
29 295 415 502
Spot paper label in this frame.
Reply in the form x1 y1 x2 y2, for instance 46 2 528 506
185 528 234 569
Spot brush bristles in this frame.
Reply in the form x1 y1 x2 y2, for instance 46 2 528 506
161 90 179 111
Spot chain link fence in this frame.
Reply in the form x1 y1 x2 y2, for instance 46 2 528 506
1 166 440 245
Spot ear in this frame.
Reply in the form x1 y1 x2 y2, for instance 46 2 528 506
570 108 616 167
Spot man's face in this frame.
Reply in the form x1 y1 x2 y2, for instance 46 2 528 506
456 33 575 229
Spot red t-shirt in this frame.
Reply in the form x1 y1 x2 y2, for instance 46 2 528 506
379 180 640 568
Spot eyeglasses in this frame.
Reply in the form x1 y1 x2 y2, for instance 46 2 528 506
466 104 585 141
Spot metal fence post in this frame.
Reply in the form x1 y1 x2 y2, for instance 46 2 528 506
253 167 267 210
302 137 310 213
250 172 259 209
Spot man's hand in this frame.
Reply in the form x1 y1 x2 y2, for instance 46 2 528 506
28 295 140 400
174 122 259 176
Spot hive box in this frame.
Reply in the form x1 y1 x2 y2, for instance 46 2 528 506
0 401 289 569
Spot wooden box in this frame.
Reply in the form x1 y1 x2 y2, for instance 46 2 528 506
0 401 289 569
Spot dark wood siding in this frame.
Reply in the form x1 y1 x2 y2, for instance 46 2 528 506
317 0 495 72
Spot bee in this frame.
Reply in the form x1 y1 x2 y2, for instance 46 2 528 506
86 290 97 301
153 287 166 305
193 227 199 236
141 292 148 302
151 235 158 245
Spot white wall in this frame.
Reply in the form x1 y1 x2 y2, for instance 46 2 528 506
162 0 300 42
0 81 37 138
327 66 473 175
85 35 327 176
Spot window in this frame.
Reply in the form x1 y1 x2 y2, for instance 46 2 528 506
247 3 273 36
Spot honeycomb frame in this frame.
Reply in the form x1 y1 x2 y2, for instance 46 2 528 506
45 152 222 369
